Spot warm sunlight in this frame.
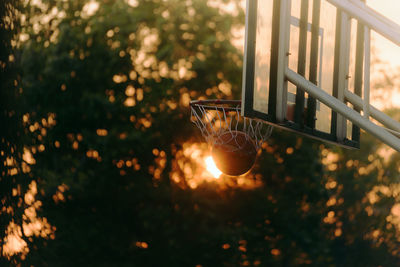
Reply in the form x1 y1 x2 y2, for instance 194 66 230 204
170 142 262 189
205 156 222 179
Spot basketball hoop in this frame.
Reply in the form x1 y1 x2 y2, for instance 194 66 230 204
190 99 273 176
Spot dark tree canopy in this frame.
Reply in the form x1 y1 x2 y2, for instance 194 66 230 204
1 0 400 266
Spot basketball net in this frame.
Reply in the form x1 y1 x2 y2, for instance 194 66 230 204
190 100 273 152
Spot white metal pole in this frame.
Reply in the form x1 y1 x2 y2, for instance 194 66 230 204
241 0 252 117
276 0 291 122
285 68 400 151
344 90 400 133
327 0 400 46
363 26 371 119
336 12 351 141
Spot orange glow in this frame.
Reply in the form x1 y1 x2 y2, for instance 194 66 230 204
271 248 281 256
334 228 342 237
135 241 149 249
205 156 222 179
2 181 55 259
222 243 230 249
2 222 28 258
96 129 108 136
170 142 263 190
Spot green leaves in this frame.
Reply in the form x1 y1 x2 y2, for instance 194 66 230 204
4 0 400 266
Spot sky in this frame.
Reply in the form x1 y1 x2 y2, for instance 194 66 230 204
366 0 400 107
367 0 400 68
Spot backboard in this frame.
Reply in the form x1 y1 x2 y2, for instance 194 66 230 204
241 0 400 151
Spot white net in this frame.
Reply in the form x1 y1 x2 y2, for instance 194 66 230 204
190 100 273 151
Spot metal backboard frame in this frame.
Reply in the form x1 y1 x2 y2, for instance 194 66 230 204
242 0 400 151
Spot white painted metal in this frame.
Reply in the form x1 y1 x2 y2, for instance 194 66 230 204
240 0 251 117
286 68 400 151
344 90 400 134
336 12 351 141
385 128 400 138
363 26 371 119
240 0 400 150
276 0 291 122
328 0 400 46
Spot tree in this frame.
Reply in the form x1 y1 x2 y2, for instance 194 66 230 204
4 0 400 266
1 0 39 265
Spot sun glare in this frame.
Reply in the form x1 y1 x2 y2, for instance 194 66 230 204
205 156 222 179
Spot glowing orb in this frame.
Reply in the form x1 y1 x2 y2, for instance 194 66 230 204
205 156 222 179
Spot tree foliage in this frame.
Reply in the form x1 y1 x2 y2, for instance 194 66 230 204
2 0 400 266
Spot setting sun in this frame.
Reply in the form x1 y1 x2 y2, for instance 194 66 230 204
205 156 222 179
